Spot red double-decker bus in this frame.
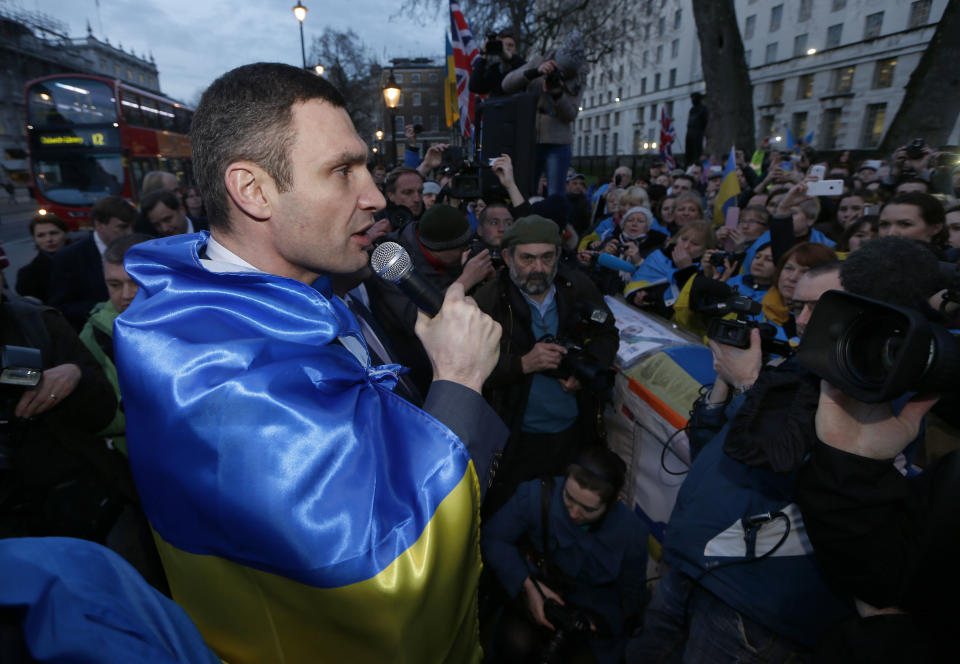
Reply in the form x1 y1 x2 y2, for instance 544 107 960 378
25 74 193 229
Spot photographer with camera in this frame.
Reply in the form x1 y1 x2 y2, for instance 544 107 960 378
469 30 525 98
502 31 584 198
483 446 648 664
474 216 617 518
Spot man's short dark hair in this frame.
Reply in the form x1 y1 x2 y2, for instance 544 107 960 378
478 202 510 226
191 62 347 232
104 233 153 265
567 447 626 508
673 174 696 188
840 237 943 307
29 213 68 235
140 189 182 216
895 177 932 193
91 195 137 226
384 166 423 195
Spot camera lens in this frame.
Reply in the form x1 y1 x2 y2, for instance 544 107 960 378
838 314 907 389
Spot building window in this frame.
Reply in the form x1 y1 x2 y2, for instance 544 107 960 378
769 79 784 103
618 65 623 81
656 45 663 63
594 135 599 155
861 103 887 146
666 100 674 117
797 74 814 99
793 34 808 57
669 69 677 87
633 130 642 154
864 12 883 39
613 133 619 155
658 17 665 37
602 134 608 154
429 72 438 82
761 114 777 140
832 0 846 10
411 73 421 83
648 127 656 141
608 91 613 103
430 115 439 131
744 14 756 40
826 24 843 48
744 50 751 66
394 115 404 132
650 105 657 121
645 23 651 40
791 112 808 140
821 108 842 149
671 39 679 58
614 111 620 126
643 50 649 67
909 0 931 27
641 78 647 94
770 4 783 32
873 58 896 88
394 73 403 83
798 0 813 22
833 66 855 93
654 73 661 91
674 8 682 29
765 42 778 64
413 92 422 106
412 115 423 127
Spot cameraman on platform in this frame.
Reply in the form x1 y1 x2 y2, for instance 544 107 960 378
502 31 584 198
474 216 617 517
469 30 525 97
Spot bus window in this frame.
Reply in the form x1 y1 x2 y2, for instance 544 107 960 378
159 102 176 131
33 153 124 205
175 108 192 134
28 78 118 127
120 90 143 125
139 98 163 130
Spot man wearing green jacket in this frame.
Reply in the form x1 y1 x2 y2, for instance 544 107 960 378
79 233 152 455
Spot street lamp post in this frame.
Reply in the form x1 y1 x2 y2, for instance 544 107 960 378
381 71 402 166
375 129 384 164
314 64 325 76
292 2 307 70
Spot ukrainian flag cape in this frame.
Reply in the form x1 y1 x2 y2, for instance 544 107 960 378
114 233 482 664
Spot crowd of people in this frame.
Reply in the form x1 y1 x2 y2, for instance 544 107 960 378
0 50 958 664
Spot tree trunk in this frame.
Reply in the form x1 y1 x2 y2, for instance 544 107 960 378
691 0 755 156
879 0 960 153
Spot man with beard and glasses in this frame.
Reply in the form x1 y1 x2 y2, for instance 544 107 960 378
474 216 618 516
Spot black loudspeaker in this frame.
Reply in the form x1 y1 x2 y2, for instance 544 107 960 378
475 93 538 200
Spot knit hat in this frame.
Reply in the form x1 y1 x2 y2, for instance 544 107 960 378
622 206 653 226
501 215 561 249
418 204 472 251
423 181 442 195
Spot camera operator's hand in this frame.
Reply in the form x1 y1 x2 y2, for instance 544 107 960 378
523 577 564 631
621 241 641 265
558 376 582 393
576 249 596 266
415 283 501 394
15 363 82 419
701 249 722 279
491 154 526 207
708 327 761 393
417 143 449 178
521 342 567 374
601 238 620 255
456 248 495 291
404 123 417 148
537 59 558 76
814 380 939 460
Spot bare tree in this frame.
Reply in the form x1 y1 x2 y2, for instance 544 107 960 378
879 0 960 154
690 0 755 155
309 28 379 141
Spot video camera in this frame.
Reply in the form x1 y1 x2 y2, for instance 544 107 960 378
537 303 615 395
482 33 504 57
708 250 746 269
689 275 792 357
796 287 960 403
439 146 484 200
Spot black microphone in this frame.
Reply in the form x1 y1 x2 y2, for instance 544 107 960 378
371 242 444 317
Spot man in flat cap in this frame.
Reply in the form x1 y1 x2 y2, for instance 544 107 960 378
473 215 618 515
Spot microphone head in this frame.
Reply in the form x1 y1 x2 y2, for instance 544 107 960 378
370 241 412 283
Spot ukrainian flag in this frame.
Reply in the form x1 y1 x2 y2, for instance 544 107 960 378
115 234 483 664
713 146 741 228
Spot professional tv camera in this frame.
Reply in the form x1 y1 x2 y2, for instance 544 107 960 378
796 262 960 402
438 146 485 200
688 274 792 357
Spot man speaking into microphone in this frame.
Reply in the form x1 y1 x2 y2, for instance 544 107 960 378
113 63 505 664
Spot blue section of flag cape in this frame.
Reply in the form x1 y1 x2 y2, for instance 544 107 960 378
113 232 473 588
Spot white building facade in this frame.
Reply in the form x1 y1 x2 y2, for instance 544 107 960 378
574 0 956 161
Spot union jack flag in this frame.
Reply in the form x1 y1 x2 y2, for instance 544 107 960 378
448 1 479 137
660 107 677 169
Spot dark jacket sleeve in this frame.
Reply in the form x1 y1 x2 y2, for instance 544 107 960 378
481 479 540 597
471 278 527 390
768 214 797 265
423 380 508 496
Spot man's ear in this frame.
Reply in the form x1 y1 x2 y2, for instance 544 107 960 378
223 161 274 221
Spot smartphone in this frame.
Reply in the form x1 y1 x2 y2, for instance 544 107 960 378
806 179 844 196
781 160 793 172
809 165 826 180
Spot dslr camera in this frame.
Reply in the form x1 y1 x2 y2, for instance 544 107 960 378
467 237 503 270
906 137 927 161
482 33 504 57
540 598 593 664
708 251 746 269
537 304 616 395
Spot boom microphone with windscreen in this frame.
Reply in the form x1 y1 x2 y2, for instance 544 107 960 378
370 242 445 317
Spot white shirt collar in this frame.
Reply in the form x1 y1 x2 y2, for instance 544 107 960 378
93 230 108 258
200 234 263 274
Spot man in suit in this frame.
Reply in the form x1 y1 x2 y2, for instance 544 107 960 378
48 195 136 330
141 189 207 236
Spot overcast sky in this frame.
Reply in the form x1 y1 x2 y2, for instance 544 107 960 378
26 0 447 103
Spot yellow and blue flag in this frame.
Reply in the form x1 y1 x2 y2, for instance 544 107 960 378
713 146 741 227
